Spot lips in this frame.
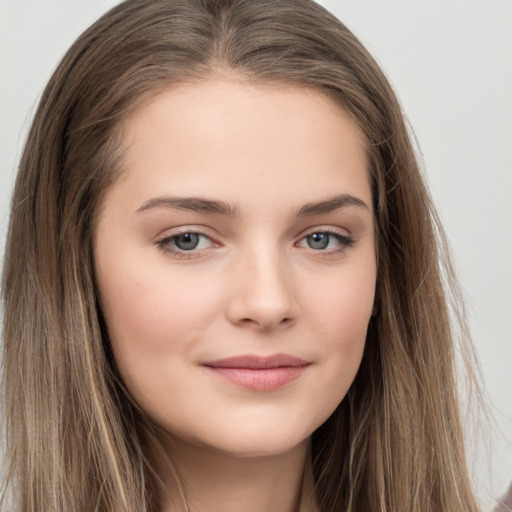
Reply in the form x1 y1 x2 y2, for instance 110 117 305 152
202 354 310 391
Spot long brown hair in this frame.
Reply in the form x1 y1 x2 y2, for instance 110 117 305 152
1 0 481 510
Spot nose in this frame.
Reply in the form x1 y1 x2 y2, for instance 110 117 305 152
225 247 300 331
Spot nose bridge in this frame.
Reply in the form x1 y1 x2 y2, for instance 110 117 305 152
227 239 299 330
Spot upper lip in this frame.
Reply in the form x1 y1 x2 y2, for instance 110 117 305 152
202 353 310 369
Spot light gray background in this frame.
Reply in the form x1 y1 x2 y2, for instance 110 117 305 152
1 0 511 507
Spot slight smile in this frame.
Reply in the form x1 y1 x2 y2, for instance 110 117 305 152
202 354 311 391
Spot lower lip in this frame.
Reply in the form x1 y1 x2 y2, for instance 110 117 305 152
204 366 308 391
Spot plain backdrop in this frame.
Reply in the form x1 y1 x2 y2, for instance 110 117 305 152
1 0 511 508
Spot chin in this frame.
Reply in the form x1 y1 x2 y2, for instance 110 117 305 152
168 420 314 459
204 437 309 459
223 433 309 458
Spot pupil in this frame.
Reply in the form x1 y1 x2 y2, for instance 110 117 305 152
174 233 200 250
308 233 329 250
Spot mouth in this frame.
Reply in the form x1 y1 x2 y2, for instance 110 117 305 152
202 354 310 391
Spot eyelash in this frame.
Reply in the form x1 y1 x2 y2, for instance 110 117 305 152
155 228 355 259
155 229 215 259
297 230 355 257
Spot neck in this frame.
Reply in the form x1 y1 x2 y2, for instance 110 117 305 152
156 435 318 512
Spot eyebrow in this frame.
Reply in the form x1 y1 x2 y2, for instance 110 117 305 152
136 196 239 217
295 194 369 216
136 193 368 217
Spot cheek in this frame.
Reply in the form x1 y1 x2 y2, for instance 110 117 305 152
99 249 217 333
95 257 221 392
302 262 375 389
304 261 375 341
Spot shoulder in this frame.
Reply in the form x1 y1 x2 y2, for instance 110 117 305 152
495 482 512 512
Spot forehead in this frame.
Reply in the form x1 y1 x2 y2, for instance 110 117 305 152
110 79 371 215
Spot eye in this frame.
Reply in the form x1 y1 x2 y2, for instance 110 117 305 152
297 230 354 252
156 230 216 256
172 232 207 251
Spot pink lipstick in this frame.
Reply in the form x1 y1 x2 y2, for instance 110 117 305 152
202 354 309 391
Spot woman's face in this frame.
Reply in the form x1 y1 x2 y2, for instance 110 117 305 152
94 80 376 457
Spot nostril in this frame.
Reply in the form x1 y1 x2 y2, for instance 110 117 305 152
238 317 264 328
236 315 295 330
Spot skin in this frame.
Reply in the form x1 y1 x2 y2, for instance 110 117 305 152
94 80 376 512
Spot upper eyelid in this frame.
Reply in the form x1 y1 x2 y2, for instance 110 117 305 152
296 225 352 238
155 225 352 240
296 230 354 245
155 225 217 240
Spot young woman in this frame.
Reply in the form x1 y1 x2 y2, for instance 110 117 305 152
1 0 485 510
